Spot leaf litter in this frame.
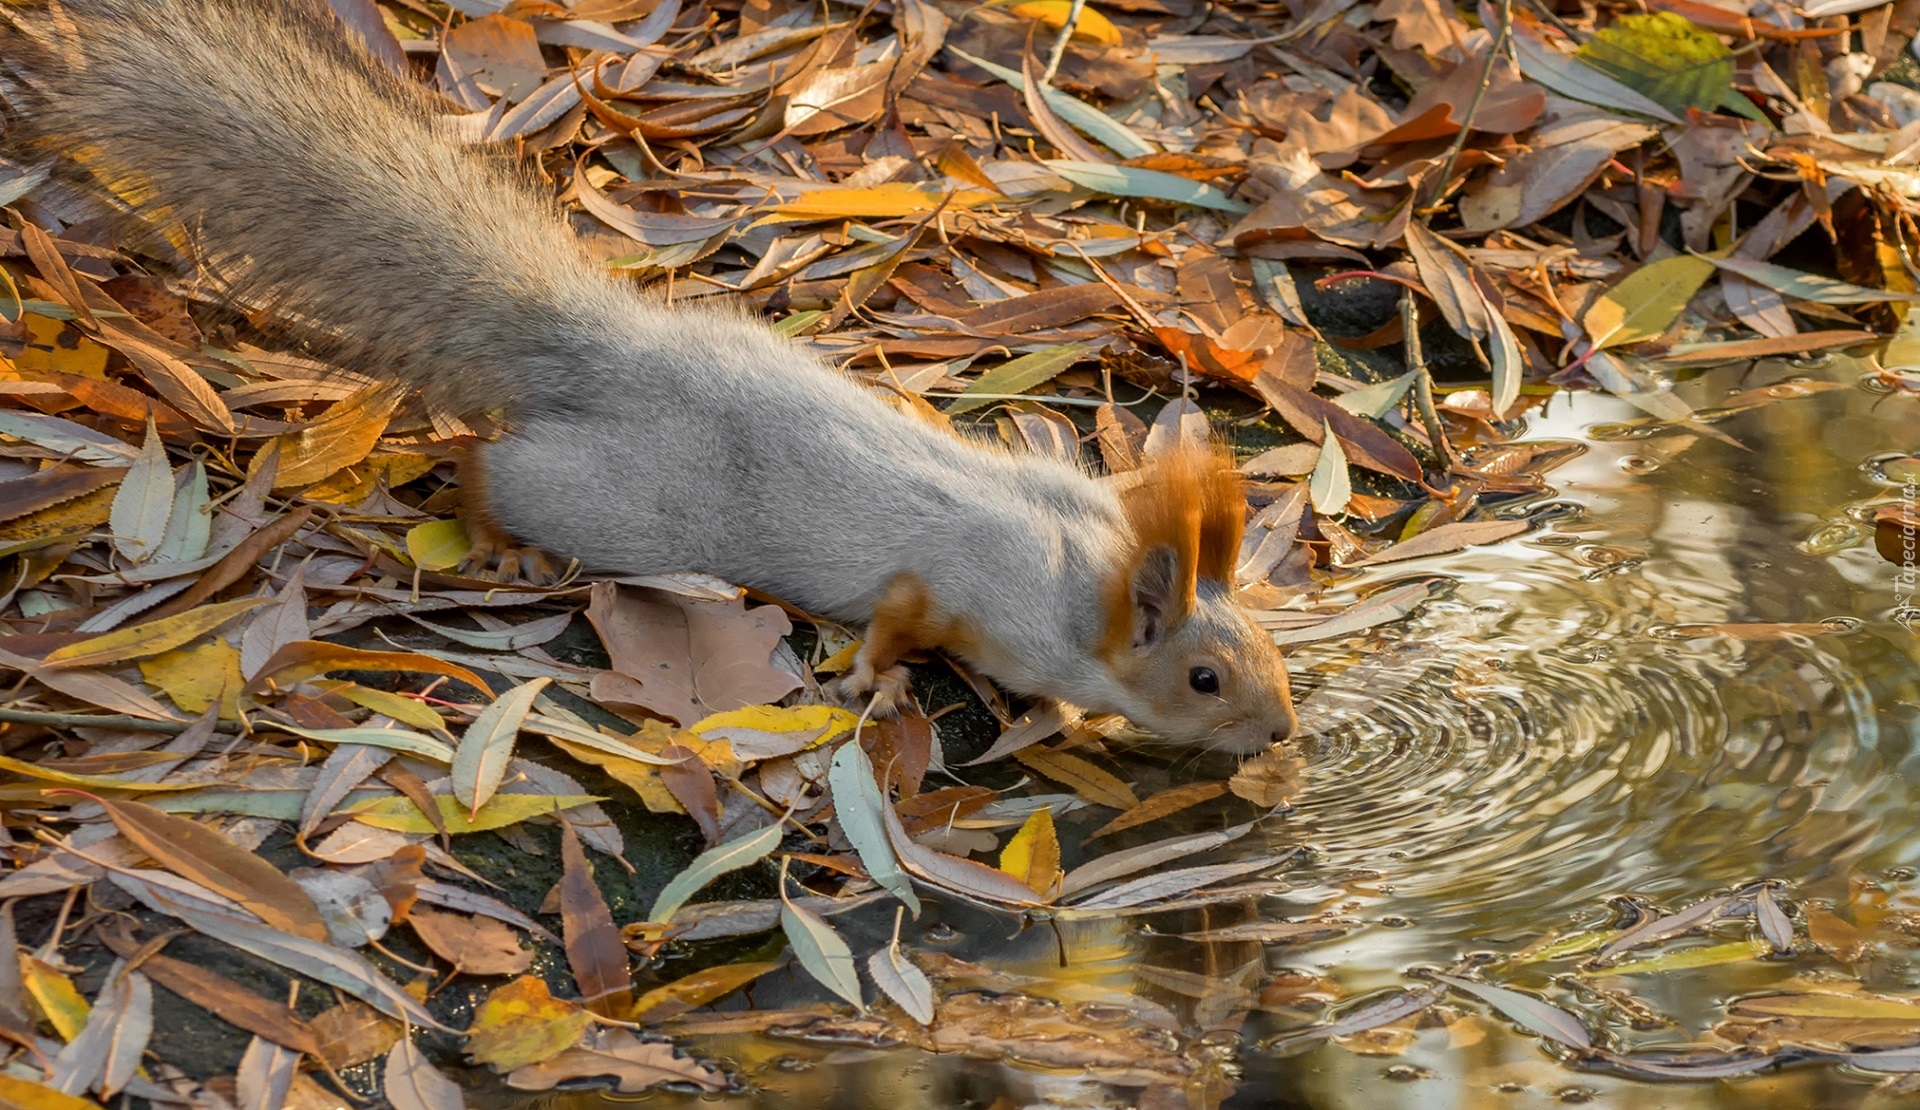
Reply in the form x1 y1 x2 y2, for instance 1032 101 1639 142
0 0 1913 1100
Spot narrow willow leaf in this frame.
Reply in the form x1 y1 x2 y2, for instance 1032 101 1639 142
1066 856 1281 911
43 596 269 668
1712 256 1920 305
826 741 920 915
1487 310 1523 419
109 418 172 564
559 823 631 1019
944 47 1155 157
453 677 551 819
649 821 784 924
1574 12 1731 117
1434 973 1591 1050
947 343 1092 414
867 930 933 1025
90 796 328 942
1043 160 1249 213
1309 419 1351 515
270 724 455 764
153 458 210 564
1755 885 1793 954
781 892 863 1009
1583 937 1769 975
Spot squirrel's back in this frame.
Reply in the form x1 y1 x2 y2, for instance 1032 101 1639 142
0 0 629 416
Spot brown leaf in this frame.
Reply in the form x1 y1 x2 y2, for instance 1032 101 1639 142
560 822 632 1019
407 907 532 977
1088 781 1228 839
658 744 722 844
585 581 800 727
1255 377 1423 482
1012 747 1138 809
86 797 328 942
98 926 323 1058
1228 747 1304 807
0 465 126 525
244 641 493 700
307 1001 402 1070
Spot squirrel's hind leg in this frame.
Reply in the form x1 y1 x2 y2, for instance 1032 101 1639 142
455 442 561 585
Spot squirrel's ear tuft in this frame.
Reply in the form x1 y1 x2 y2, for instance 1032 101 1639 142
1101 443 1243 656
1120 443 1244 586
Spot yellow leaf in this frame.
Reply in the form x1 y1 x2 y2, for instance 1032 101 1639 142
272 382 406 489
1008 0 1122 45
329 682 450 732
46 597 270 668
21 956 89 1040
405 517 473 573
1732 992 1920 1021
466 976 589 1071
691 704 858 759
343 792 605 834
812 639 860 675
549 721 737 815
15 314 107 378
0 485 113 543
767 183 997 220
303 451 436 504
138 638 244 718
999 808 1062 896
1012 747 1138 809
0 751 200 792
1583 255 1715 349
629 959 782 1022
0 1072 102 1110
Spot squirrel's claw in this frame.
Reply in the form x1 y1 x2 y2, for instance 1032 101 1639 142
462 531 558 586
830 660 913 718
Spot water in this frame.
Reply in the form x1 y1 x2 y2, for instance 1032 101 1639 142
526 357 1920 1109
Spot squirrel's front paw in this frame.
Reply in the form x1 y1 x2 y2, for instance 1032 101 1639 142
830 661 913 718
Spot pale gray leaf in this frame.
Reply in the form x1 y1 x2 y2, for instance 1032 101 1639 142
109 420 174 564
385 1036 466 1110
781 899 863 1009
867 939 934 1025
827 740 920 915
1434 973 1591 1050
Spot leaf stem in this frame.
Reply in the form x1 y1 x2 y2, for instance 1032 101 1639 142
1427 0 1515 210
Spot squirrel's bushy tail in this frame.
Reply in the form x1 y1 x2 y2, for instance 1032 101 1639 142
0 0 625 416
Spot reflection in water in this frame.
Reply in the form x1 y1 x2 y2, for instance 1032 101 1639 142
557 359 1920 1109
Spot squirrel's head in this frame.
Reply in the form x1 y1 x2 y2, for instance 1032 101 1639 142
1098 447 1297 755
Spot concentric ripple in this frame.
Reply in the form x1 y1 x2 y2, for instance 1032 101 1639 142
1247 376 1918 965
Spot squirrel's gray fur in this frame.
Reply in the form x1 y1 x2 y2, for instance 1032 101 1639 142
0 0 1296 752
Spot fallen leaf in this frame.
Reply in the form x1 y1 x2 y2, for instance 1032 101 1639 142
408 907 532 976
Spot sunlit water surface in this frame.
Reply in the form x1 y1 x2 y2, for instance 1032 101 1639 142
513 357 1920 1110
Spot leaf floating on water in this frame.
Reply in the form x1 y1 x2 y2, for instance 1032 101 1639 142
1228 747 1304 807
998 808 1063 897
1592 893 1735 963
1088 781 1227 839
504 1029 728 1094
1584 937 1770 976
868 910 934 1025
466 977 590 1071
1755 884 1794 954
629 960 783 1023
1433 973 1592 1050
1266 985 1446 1050
384 1036 465 1110
780 881 864 1009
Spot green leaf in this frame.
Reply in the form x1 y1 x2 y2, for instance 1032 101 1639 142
781 897 863 1009
772 310 824 338
1309 419 1350 516
1583 255 1716 349
1581 937 1770 976
1042 160 1249 213
452 677 551 818
826 740 921 915
1712 257 1920 305
946 343 1092 414
945 47 1156 157
1575 12 1732 117
343 793 604 834
268 724 456 763
649 821 784 924
1334 371 1418 419
1512 19 1680 123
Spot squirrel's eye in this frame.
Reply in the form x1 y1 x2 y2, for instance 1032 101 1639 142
1189 666 1219 695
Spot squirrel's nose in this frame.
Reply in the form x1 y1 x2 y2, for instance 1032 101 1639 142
1271 706 1298 745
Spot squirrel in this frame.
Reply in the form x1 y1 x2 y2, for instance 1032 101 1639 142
0 0 1298 754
